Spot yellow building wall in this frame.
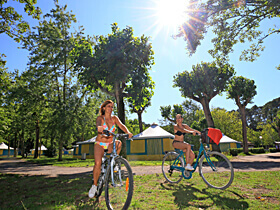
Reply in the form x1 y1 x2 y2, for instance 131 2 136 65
0 150 3 155
130 140 145 153
163 138 173 152
127 154 165 161
230 143 237 148
81 144 89 154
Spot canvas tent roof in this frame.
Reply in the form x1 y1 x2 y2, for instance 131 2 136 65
133 123 175 140
219 135 241 144
31 145 48 151
0 142 14 150
76 136 97 145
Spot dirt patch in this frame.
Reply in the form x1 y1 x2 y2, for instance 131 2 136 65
1 152 280 177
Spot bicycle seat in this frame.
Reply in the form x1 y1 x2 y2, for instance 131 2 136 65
174 148 182 154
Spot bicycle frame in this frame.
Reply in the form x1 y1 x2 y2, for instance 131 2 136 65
103 130 130 187
170 138 216 179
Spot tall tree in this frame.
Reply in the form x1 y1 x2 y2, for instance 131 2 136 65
75 23 155 126
173 61 235 128
227 76 257 153
22 4 89 161
127 72 155 132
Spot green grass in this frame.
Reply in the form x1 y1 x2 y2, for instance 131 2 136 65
25 156 164 167
1 171 279 209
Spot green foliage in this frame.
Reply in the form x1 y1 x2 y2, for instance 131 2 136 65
174 61 235 102
212 108 242 140
249 147 265 154
177 0 280 68
0 0 42 43
229 148 243 156
227 76 257 106
269 148 279 153
75 23 155 124
173 61 235 128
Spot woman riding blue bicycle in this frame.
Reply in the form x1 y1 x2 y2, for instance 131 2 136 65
173 114 201 171
89 100 133 198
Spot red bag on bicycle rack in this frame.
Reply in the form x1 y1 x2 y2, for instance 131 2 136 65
201 128 222 145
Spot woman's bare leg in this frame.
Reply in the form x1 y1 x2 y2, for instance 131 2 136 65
173 141 193 165
93 144 104 186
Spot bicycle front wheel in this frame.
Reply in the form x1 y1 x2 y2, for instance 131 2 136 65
105 157 133 210
199 151 234 190
162 152 184 184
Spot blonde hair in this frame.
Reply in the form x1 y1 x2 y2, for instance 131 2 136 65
99 100 114 116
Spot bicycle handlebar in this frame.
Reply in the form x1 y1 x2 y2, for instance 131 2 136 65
103 130 133 141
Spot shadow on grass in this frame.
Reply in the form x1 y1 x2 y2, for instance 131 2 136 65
160 182 249 209
0 172 107 209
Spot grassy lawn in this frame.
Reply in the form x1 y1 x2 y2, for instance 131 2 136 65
0 156 279 209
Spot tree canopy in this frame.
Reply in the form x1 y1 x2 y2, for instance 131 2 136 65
173 61 235 127
75 23 155 125
0 0 41 43
176 0 280 69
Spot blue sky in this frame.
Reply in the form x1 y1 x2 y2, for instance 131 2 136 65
1 0 279 125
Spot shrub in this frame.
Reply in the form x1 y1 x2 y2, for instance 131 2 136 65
269 148 278 153
229 148 243 156
249 148 265 154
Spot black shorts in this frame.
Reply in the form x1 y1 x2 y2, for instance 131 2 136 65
172 140 186 144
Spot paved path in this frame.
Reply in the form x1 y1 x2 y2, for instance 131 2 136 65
1 152 280 178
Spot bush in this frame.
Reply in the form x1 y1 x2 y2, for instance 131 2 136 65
44 145 56 157
249 147 265 154
269 148 279 153
229 148 243 156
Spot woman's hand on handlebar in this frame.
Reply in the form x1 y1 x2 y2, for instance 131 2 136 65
192 131 201 136
128 132 133 139
97 126 104 133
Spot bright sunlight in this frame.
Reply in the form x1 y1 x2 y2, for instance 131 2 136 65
155 0 189 27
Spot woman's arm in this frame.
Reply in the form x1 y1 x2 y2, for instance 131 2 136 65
183 124 201 135
113 116 133 138
96 116 104 134
174 124 194 134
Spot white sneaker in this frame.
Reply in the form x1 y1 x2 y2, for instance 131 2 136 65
114 165 119 172
186 164 194 171
88 185 97 198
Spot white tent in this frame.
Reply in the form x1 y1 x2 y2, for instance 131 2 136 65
219 135 241 152
76 136 97 145
127 124 175 161
31 145 48 151
133 123 174 140
0 142 14 150
219 135 241 144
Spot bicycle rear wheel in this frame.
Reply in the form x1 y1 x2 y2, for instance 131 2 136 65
162 152 184 184
105 157 133 210
199 151 234 190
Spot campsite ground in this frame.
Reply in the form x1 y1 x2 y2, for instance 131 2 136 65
1 152 280 177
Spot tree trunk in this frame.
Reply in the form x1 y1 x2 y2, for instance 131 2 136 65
20 129 25 158
34 119 40 159
8 135 10 157
14 131 17 157
200 97 220 152
200 97 215 128
137 112 143 132
58 132 64 161
115 83 127 157
240 106 249 154
115 88 126 125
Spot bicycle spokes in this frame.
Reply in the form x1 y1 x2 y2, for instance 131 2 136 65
199 151 234 190
105 157 133 210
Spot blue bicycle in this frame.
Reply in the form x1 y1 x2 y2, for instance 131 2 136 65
162 132 234 190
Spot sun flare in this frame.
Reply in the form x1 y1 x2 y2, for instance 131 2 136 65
155 0 189 27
